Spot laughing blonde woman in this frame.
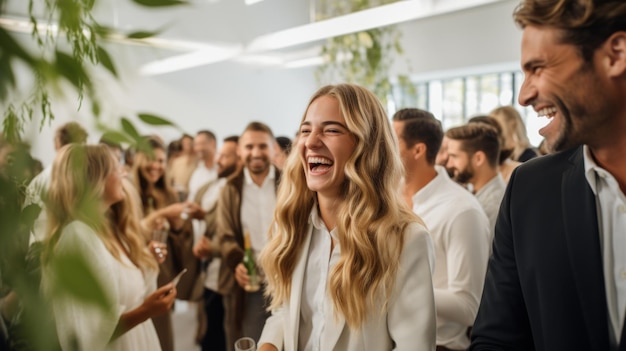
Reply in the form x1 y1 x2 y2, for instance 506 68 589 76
258 84 436 351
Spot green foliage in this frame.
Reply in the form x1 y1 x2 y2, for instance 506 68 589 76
314 0 410 107
48 251 112 312
0 0 186 350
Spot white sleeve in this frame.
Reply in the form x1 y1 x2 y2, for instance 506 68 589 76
388 222 437 351
42 221 123 351
434 208 490 326
258 305 286 351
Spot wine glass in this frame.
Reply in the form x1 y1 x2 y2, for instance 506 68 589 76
152 228 168 259
234 337 256 351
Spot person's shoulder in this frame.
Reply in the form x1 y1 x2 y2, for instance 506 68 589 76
225 168 245 187
403 221 432 247
56 221 102 253
514 146 580 178
441 177 484 210
518 147 539 162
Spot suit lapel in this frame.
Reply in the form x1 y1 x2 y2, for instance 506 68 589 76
562 147 609 350
286 225 313 351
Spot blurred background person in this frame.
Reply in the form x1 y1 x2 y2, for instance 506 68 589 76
169 134 197 201
25 121 88 244
468 115 521 183
42 143 176 350
130 136 201 351
445 123 505 247
490 106 538 162
272 135 292 171
435 135 455 178
192 135 241 351
187 130 218 203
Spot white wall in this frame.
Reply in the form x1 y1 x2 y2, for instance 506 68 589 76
397 0 521 75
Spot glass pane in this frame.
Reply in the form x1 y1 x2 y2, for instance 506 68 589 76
441 78 464 130
499 73 514 106
479 73 499 115
465 76 480 118
416 83 428 110
429 80 443 124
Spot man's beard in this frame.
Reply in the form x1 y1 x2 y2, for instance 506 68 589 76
453 167 474 185
218 163 238 178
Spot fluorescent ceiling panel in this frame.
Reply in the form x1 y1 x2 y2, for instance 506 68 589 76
246 0 502 52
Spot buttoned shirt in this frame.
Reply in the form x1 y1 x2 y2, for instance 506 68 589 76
298 209 341 351
187 162 218 202
412 166 490 349
583 145 626 344
240 166 277 260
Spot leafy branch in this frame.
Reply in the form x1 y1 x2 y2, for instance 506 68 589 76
314 0 414 106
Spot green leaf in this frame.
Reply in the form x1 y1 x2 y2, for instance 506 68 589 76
121 118 141 139
132 0 187 7
100 130 133 145
138 113 176 127
50 252 112 312
127 30 162 39
96 46 117 77
55 51 91 89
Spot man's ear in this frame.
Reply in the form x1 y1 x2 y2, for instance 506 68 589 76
413 143 427 161
473 151 486 167
602 31 626 78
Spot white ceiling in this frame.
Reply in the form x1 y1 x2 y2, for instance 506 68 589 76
2 0 507 74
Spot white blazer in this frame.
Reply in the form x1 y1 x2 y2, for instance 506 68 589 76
259 222 436 351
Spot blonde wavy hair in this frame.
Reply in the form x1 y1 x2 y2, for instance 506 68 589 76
261 84 423 328
45 144 156 271
108 179 158 271
490 106 532 161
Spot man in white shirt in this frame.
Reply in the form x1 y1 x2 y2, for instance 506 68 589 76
24 121 88 243
187 130 218 202
192 135 240 351
215 122 279 350
445 123 506 246
392 108 490 351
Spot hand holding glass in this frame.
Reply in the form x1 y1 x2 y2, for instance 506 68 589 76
235 337 256 351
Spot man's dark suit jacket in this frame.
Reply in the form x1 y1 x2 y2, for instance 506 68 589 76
470 146 618 350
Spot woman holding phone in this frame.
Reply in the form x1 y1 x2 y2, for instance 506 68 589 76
42 143 176 351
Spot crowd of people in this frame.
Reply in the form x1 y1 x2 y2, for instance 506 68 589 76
1 0 625 350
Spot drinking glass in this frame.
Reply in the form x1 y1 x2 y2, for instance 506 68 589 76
152 228 168 259
234 337 256 351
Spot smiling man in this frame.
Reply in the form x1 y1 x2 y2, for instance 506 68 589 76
470 1 626 350
445 123 505 245
215 122 279 351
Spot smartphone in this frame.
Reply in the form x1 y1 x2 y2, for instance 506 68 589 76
170 268 188 287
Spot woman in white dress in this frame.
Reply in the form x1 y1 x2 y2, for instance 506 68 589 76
258 84 436 351
42 143 177 351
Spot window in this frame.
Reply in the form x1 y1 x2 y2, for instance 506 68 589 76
392 69 543 146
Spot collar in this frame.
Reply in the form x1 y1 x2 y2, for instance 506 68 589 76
583 145 609 196
243 165 276 186
475 173 505 197
411 165 447 204
309 203 338 241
